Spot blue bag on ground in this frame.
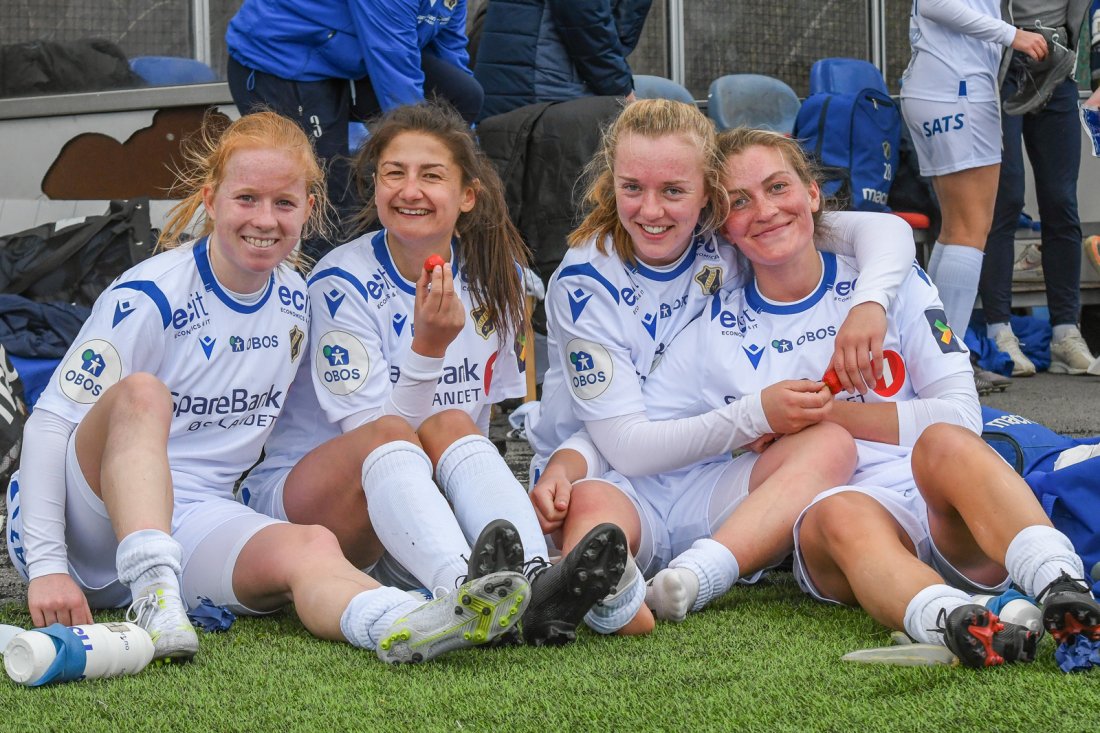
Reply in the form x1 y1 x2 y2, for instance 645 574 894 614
980 407 1100 593
793 88 901 212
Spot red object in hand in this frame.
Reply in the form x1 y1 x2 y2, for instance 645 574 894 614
822 367 842 394
424 254 446 273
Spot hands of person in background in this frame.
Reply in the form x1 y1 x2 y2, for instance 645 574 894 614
28 573 93 628
1011 28 1048 61
411 257 465 358
760 380 834 434
830 301 887 394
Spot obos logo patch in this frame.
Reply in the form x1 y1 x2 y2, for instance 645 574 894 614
315 330 369 395
60 339 122 404
565 338 612 400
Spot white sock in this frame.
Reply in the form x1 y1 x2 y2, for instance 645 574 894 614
584 566 646 634
926 241 946 279
436 435 548 561
902 584 972 645
362 441 469 593
668 538 739 613
646 567 700 623
929 243 983 336
1052 324 1080 343
986 321 1012 340
339 586 421 650
1004 525 1085 597
116 528 183 598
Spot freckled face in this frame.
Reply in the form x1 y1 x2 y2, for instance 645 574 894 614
614 132 708 266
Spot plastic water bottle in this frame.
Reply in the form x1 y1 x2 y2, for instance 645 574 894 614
3 622 154 686
972 591 1043 634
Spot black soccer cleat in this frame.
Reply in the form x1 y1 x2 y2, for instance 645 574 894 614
466 519 525 580
938 604 1039 669
1036 572 1100 645
521 523 628 647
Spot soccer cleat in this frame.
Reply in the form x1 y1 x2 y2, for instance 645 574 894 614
1036 572 1100 645
1049 332 1096 375
521 523 628 646
937 604 1038 669
993 329 1036 377
126 584 199 662
466 519 524 580
376 571 530 664
972 365 1009 395
1003 23 1077 116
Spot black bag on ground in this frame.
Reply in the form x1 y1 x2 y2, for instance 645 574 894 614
0 198 154 307
0 344 27 492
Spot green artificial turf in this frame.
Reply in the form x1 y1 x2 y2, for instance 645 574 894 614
2 573 1098 733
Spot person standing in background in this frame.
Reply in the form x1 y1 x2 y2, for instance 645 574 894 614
226 0 483 257
473 0 652 121
978 0 1095 379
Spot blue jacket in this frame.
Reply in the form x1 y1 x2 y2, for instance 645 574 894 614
474 0 652 120
227 0 472 112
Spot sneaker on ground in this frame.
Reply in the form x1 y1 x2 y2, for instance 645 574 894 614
1036 571 1100 645
1012 241 1043 278
993 329 1036 377
377 571 530 664
126 584 199 662
521 522 628 646
937 604 1038 668
466 519 524 580
1003 24 1077 116
1049 332 1096 375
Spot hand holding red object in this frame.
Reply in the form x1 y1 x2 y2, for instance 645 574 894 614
822 367 842 394
424 254 446 272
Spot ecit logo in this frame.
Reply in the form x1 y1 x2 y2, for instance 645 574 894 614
316 331 368 395
566 338 612 400
60 339 122 404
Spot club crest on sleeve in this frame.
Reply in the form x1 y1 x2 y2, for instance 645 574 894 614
924 309 965 354
59 339 122 404
694 265 722 296
289 326 304 362
315 330 369 395
565 337 612 400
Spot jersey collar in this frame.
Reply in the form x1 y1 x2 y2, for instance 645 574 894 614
745 251 837 314
628 230 703 282
193 237 274 313
372 230 459 296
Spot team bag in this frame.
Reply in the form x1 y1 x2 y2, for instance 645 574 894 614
793 88 901 212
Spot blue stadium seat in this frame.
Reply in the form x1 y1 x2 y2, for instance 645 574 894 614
707 74 800 134
809 58 888 95
130 56 218 86
633 75 695 104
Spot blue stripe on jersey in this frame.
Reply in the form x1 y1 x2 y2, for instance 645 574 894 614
192 237 274 313
308 266 379 307
368 230 462 296
557 263 620 303
111 280 172 328
631 235 700 282
745 251 837 315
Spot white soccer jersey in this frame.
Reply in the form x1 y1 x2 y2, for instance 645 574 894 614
258 229 526 472
525 231 742 459
640 252 974 511
34 238 310 501
900 0 1016 102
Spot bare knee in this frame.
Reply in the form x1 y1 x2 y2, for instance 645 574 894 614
801 494 862 555
912 423 970 484
419 409 477 437
105 373 173 423
802 422 857 481
286 524 347 570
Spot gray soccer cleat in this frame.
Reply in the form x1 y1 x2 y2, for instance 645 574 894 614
376 571 529 664
126 584 199 662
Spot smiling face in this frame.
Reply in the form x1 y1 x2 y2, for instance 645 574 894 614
721 144 820 271
202 146 313 293
613 132 708 267
373 131 476 255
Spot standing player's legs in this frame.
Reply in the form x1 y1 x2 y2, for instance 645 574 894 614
420 409 629 645
929 164 1001 336
72 372 198 660
279 415 471 595
911 424 1100 648
648 422 856 622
